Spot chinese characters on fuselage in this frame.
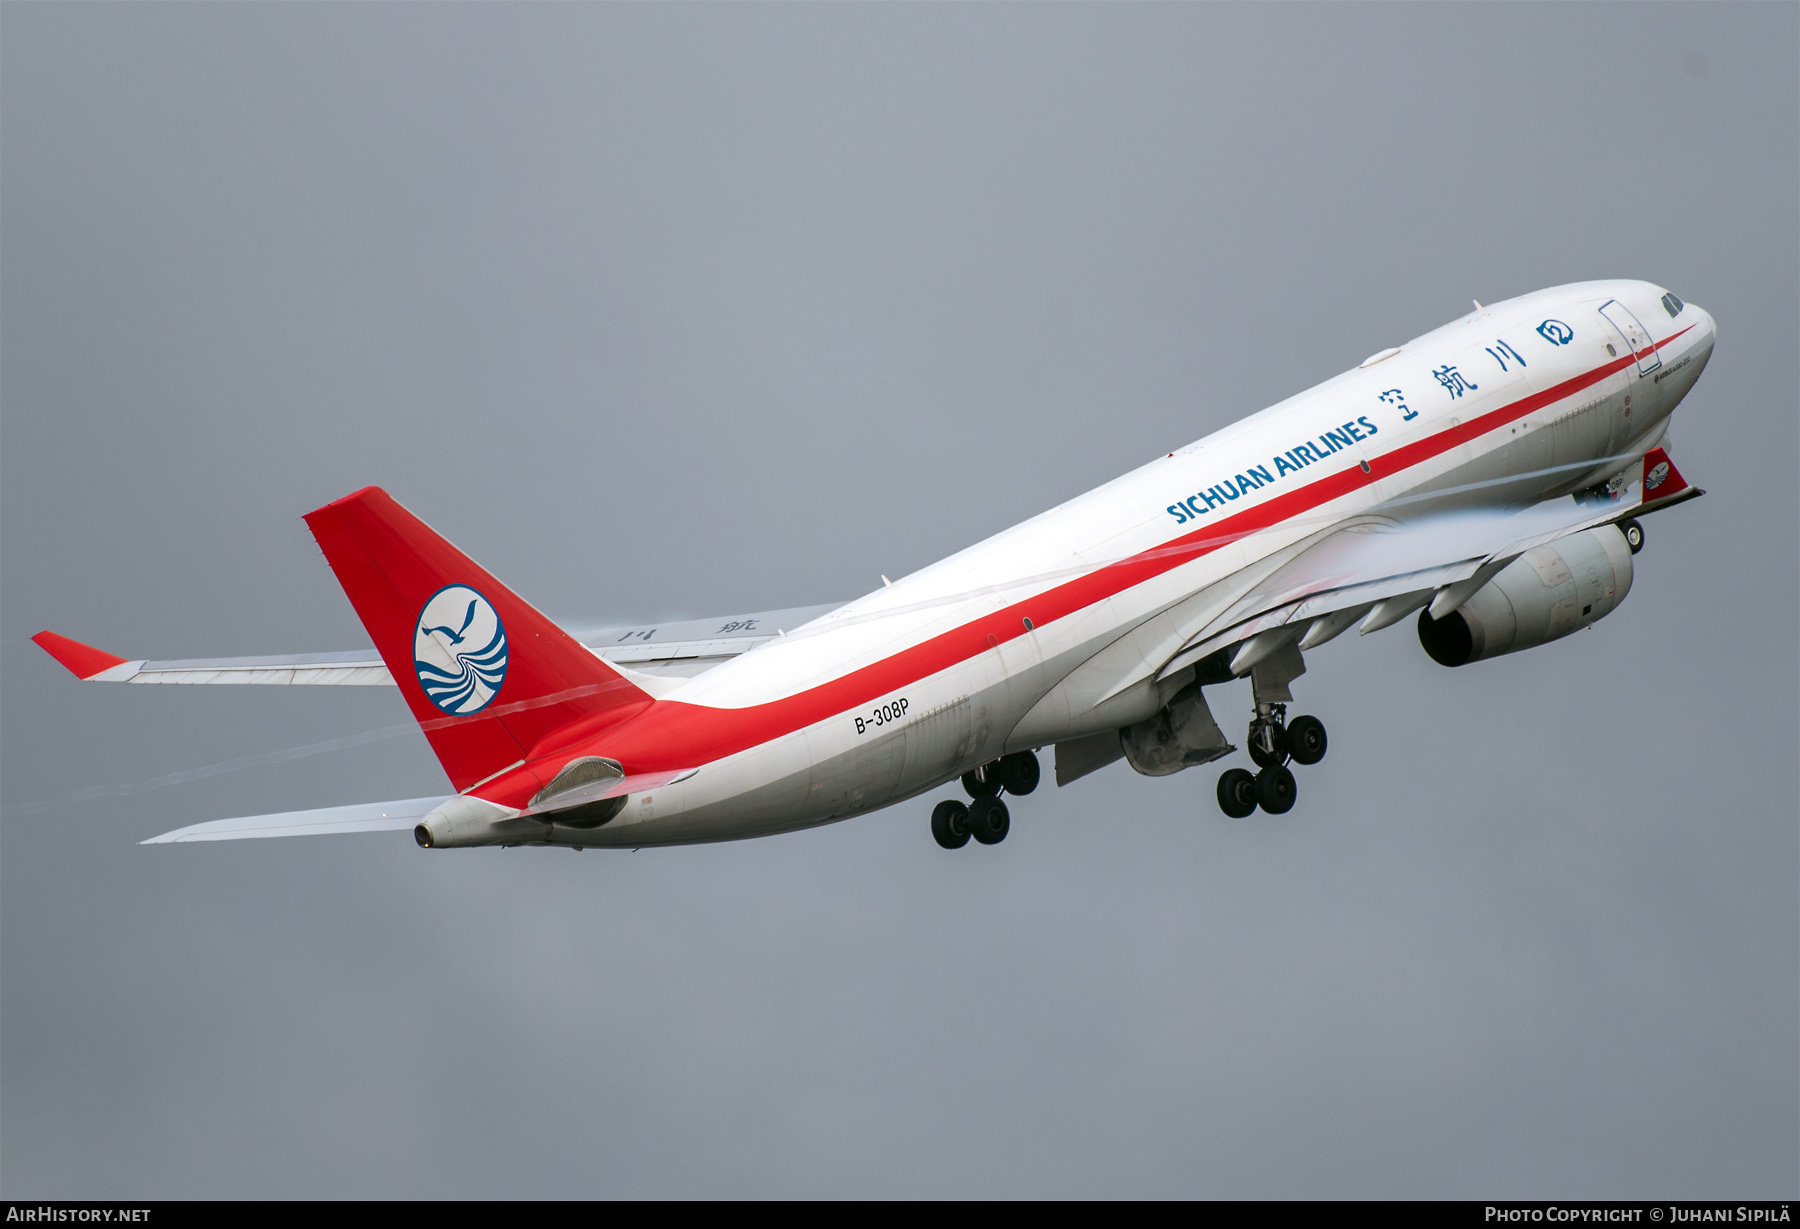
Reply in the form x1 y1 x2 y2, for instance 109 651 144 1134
1165 326 1552 525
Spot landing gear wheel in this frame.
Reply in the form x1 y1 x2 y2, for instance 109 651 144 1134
962 762 1002 799
969 795 1010 845
998 751 1040 796
931 800 971 849
1255 764 1297 814
1217 768 1258 818
1622 518 1645 554
1285 715 1327 766
1248 723 1288 768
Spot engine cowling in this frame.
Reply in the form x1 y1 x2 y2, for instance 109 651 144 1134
1417 524 1634 666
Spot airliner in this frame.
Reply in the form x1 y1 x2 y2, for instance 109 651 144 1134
34 280 1713 850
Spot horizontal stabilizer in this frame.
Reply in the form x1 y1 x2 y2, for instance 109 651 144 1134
142 796 453 844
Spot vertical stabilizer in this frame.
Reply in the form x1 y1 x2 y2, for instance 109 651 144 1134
303 487 650 792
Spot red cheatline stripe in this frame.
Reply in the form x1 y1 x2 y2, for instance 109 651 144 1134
487 325 1697 791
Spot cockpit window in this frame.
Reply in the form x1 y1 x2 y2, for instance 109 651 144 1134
1662 292 1685 318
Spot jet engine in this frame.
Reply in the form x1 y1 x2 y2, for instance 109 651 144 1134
1417 525 1634 667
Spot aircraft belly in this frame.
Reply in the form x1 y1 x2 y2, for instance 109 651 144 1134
558 762 829 847
542 662 966 846
1008 592 1222 748
555 646 1093 847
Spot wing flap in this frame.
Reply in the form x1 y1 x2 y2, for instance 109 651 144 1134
126 651 394 686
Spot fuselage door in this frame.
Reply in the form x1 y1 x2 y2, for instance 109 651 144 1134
1598 300 1661 375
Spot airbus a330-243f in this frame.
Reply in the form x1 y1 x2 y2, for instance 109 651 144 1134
35 280 1713 851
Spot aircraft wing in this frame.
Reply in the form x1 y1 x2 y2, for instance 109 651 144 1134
33 603 841 686
1155 445 1698 684
567 604 839 679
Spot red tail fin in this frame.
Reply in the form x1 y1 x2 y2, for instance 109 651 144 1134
304 487 650 792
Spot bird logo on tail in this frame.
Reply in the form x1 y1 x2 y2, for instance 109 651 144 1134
413 585 508 715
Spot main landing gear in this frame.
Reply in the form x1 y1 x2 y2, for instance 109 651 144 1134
1218 702 1327 818
931 750 1038 848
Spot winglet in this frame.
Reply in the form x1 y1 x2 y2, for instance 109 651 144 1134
32 631 135 680
1640 447 1692 503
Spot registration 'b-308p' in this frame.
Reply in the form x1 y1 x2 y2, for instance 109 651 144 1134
35 281 1713 850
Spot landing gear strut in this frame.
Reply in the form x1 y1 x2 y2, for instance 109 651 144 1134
1247 701 1288 768
1216 660 1328 817
933 750 1037 848
961 762 1001 798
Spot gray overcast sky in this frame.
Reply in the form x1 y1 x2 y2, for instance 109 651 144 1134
3 3 1795 1198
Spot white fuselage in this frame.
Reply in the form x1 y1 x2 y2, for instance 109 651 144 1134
564 281 1714 846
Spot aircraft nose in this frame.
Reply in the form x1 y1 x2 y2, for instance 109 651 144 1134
1688 302 1717 353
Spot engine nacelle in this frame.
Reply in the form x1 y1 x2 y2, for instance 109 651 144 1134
1418 525 1634 667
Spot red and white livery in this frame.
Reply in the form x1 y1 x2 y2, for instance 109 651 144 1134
35 280 1714 850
